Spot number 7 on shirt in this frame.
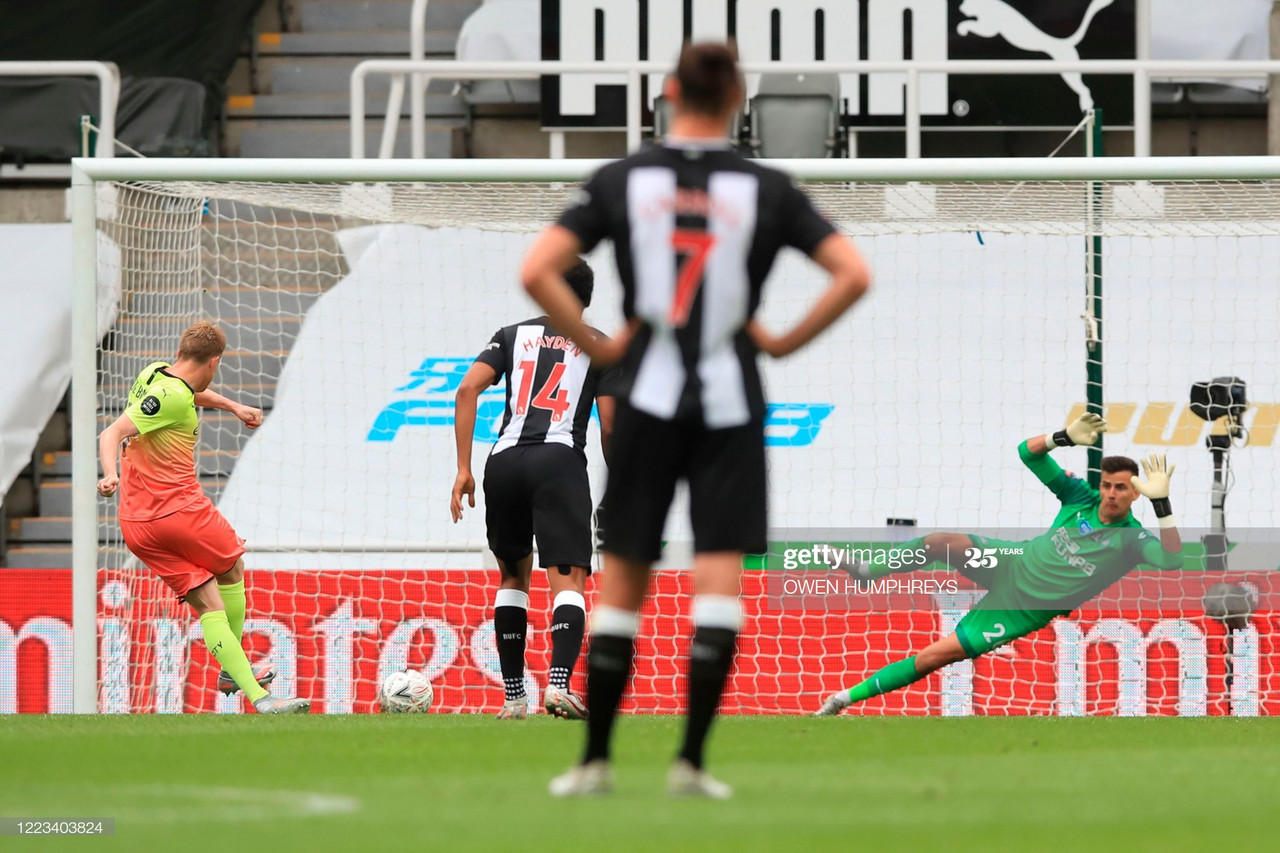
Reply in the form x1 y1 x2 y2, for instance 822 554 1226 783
669 229 717 327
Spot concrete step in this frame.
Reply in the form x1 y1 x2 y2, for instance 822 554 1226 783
256 30 458 55
300 0 479 33
8 516 110 544
39 480 226 518
270 59 463 95
203 216 345 253
99 351 290 384
203 287 327 320
204 266 342 294
2 547 130 569
112 316 303 355
5 548 74 569
235 119 459 158
205 198 344 226
228 92 464 119
112 288 327 325
3 477 35 518
39 448 249 480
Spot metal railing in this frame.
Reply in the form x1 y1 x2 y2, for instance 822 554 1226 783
0 61 120 159
352 58 1280 160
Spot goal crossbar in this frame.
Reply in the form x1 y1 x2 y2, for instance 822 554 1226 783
72 156 1280 185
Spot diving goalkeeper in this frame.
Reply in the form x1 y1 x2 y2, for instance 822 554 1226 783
815 412 1184 715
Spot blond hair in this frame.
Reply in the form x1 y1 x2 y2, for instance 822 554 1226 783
177 322 227 363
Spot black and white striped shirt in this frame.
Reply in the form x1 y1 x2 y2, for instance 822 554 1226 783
475 317 605 456
556 142 835 428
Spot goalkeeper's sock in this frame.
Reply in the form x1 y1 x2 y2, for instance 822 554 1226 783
583 606 638 764
678 596 741 770
858 537 931 580
548 590 586 691
199 610 268 703
493 589 529 701
217 579 247 642
846 655 924 704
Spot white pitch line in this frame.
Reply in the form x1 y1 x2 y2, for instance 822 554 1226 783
110 786 361 823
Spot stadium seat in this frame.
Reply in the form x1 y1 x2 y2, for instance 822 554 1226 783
747 72 843 159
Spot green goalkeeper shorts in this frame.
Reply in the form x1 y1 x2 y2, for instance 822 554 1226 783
954 592 1062 658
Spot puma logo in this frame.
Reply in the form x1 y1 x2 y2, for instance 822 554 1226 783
957 0 1115 112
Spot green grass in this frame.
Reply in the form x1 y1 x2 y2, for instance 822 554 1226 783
1 716 1277 852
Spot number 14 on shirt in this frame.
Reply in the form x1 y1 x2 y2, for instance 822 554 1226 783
514 361 571 421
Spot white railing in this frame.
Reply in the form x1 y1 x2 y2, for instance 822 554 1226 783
352 59 1280 160
0 61 121 159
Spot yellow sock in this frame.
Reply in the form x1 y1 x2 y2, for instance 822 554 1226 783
200 610 268 703
217 579 247 642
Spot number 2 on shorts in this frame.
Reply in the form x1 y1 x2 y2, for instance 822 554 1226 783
982 623 1007 644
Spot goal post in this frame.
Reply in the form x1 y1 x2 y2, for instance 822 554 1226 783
69 156 1280 715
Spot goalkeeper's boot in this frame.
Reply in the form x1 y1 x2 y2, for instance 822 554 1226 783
497 698 528 720
217 664 277 696
543 685 588 720
666 759 732 800
548 759 614 797
813 690 851 717
252 694 311 715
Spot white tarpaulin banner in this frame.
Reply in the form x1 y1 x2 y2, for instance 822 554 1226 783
0 224 119 498
218 224 1280 565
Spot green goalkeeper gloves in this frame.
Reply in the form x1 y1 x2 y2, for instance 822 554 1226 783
1131 452 1176 524
1050 412 1107 449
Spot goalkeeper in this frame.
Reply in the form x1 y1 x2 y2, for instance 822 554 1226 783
816 412 1184 715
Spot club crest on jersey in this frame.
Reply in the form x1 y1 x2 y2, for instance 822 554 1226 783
1077 518 1093 535
140 396 161 416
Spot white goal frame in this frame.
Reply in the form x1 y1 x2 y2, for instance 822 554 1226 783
69 154 1280 713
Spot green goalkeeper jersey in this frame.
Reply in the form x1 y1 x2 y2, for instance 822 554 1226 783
1006 441 1183 611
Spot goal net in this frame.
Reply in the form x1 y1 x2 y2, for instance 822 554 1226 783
73 159 1280 716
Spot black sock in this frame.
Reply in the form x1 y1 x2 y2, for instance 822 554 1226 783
583 633 635 763
548 596 586 691
678 626 738 770
493 602 527 702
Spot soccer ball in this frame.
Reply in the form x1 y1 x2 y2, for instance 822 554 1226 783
378 670 434 713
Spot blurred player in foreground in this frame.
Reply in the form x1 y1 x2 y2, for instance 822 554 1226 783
451 260 615 721
522 42 871 797
816 412 1183 715
98 322 310 714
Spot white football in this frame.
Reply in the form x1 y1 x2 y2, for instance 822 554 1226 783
378 670 434 713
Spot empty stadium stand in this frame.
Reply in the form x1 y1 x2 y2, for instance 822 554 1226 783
227 0 480 157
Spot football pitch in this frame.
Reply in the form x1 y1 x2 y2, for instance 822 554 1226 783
2 716 1277 852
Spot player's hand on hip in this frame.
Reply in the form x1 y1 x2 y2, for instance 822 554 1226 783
1131 453 1174 500
450 470 475 522
1065 412 1107 447
235 405 264 429
746 320 790 358
97 475 119 497
587 321 637 368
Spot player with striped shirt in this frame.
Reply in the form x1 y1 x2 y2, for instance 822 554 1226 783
816 412 1185 715
451 260 614 720
97 322 309 714
521 43 872 797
